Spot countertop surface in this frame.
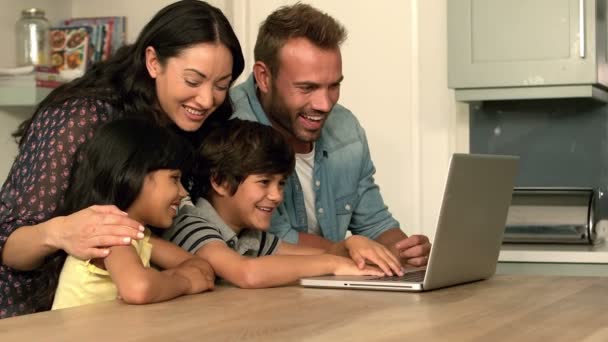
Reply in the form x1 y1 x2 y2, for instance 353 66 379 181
499 241 608 263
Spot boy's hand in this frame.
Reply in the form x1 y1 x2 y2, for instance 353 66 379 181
173 258 215 294
331 255 385 276
344 236 403 276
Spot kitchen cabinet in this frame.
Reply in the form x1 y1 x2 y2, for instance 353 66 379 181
448 0 608 102
0 85 51 107
497 262 608 276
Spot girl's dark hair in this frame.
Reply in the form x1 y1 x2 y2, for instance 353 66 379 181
14 0 244 146
191 119 295 200
56 118 193 216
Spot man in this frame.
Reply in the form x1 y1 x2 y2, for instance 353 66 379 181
230 3 430 267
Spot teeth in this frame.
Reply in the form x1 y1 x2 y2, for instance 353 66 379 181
184 106 204 116
302 114 322 122
170 205 178 212
257 207 273 212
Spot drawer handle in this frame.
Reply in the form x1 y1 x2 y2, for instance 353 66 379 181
580 0 586 58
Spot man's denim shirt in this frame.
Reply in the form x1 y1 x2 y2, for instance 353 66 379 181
230 74 399 243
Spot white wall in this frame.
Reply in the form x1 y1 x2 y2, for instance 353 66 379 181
415 1 470 239
0 0 468 239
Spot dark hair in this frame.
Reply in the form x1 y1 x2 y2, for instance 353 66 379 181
254 2 346 76
56 118 193 216
191 119 295 199
14 0 245 146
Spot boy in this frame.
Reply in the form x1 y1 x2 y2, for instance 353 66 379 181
164 119 403 288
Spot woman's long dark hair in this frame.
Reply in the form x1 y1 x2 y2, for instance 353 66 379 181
56 119 193 216
14 0 245 146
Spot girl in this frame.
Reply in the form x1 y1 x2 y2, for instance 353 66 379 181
52 119 214 310
0 0 243 318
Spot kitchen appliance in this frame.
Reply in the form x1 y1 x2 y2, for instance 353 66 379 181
503 187 604 245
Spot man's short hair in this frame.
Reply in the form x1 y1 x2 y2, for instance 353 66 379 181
191 119 295 199
254 2 347 76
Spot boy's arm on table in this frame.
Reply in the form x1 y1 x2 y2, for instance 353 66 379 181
149 236 214 281
195 241 384 289
284 233 403 276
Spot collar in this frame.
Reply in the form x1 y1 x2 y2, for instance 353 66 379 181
193 198 237 241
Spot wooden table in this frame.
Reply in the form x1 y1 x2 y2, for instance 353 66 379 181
1 275 607 341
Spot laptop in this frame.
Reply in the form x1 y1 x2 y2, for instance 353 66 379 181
300 153 519 292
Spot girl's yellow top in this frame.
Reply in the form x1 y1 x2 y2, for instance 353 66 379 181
52 228 153 310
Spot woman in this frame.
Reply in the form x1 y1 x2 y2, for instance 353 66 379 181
0 0 244 318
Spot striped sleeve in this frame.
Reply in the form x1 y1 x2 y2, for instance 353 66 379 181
168 209 225 254
258 232 281 256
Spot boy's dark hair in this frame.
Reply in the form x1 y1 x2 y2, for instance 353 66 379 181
191 119 295 199
14 0 245 146
56 118 193 216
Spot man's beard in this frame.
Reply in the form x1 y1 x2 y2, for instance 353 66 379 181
267 92 314 144
269 95 330 147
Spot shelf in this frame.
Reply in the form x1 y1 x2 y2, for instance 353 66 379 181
454 85 608 103
0 85 53 106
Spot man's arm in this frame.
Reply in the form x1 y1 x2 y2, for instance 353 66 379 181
342 122 430 266
374 227 408 252
375 228 431 267
297 232 334 250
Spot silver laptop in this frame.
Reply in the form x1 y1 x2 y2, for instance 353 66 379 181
300 153 519 292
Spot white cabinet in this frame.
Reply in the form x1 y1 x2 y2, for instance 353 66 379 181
448 0 608 102
0 86 51 106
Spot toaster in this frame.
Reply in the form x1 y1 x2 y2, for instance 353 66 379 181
503 187 604 245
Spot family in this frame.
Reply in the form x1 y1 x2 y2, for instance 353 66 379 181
0 0 431 318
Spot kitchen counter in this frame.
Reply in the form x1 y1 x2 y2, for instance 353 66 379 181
497 241 608 276
499 241 608 263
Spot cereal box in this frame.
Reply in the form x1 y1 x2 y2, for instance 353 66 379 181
49 26 91 79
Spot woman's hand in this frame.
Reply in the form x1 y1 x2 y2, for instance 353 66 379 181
344 236 404 276
331 255 385 276
48 205 145 260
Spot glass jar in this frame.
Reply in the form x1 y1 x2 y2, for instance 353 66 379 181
15 8 50 66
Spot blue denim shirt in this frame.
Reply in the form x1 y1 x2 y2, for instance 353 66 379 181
230 74 400 243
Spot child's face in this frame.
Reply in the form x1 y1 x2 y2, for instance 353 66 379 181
220 174 286 231
128 169 188 228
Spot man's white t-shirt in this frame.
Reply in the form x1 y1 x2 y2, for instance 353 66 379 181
295 146 321 235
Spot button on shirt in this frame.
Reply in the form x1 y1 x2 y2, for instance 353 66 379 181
229 74 400 243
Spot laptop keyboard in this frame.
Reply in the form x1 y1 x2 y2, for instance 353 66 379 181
369 270 426 282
